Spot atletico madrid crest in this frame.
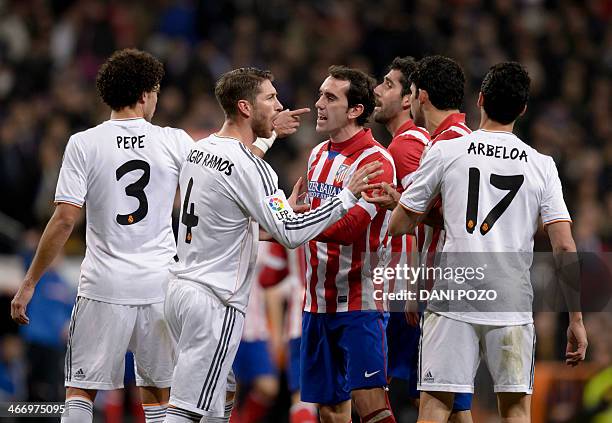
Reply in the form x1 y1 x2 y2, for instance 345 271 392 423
334 164 350 184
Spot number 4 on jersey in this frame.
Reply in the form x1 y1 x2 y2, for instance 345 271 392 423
181 177 199 243
466 167 524 235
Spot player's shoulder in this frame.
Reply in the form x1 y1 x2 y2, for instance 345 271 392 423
310 140 329 156
148 123 193 144
393 125 430 145
435 122 472 142
358 140 394 166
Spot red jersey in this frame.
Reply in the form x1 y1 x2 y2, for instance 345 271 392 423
387 120 430 293
304 129 395 313
417 113 472 256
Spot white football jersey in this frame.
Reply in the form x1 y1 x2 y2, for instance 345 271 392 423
55 118 193 304
400 129 571 325
170 134 358 313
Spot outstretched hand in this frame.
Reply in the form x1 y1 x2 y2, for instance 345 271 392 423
362 182 401 211
288 177 309 213
346 162 384 198
274 108 311 138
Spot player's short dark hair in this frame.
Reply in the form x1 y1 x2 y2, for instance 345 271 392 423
328 65 376 126
215 67 274 118
481 62 530 125
388 56 417 97
411 55 465 110
96 49 164 111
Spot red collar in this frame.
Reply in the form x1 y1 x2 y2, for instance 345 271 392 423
431 113 466 140
328 128 377 157
393 119 417 138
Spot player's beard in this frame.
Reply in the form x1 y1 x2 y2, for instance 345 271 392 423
252 107 273 138
373 107 391 125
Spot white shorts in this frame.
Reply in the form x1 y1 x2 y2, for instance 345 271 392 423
164 280 244 417
65 297 176 390
418 312 535 394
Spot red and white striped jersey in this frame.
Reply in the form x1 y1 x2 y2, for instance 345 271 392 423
417 113 472 258
304 129 396 313
387 120 429 292
241 242 274 342
258 243 307 340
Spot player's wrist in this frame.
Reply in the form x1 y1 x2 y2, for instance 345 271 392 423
252 131 278 154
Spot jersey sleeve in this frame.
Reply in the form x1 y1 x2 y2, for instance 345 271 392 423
316 153 394 244
399 142 444 214
388 136 425 189
55 135 87 207
258 243 289 288
237 147 358 249
540 157 572 225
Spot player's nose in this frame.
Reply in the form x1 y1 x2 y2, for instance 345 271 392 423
275 98 283 112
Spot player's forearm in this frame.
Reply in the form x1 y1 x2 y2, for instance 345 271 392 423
23 213 75 286
275 189 358 249
388 206 417 236
315 206 371 245
551 229 581 314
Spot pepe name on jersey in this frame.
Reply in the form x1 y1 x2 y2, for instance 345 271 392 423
117 135 145 149
186 149 234 175
467 141 528 162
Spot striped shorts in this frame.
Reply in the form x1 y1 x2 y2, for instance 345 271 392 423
164 279 243 417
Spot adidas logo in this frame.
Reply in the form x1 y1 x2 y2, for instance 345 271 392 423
74 368 86 380
424 370 434 383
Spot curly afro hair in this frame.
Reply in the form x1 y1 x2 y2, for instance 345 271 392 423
96 49 164 111
411 55 465 111
328 65 376 126
481 62 530 125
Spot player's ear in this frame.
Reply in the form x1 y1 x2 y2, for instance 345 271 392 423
477 92 484 107
418 88 429 105
138 91 147 104
401 94 411 110
237 100 252 118
348 103 364 121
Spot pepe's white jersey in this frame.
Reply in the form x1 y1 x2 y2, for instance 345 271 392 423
400 129 571 325
55 118 193 304
170 134 357 313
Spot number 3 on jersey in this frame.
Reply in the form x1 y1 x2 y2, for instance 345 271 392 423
181 177 199 243
116 160 150 225
465 167 524 235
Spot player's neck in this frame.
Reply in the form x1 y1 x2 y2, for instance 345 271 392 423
328 123 363 143
479 115 515 133
110 107 145 120
426 108 459 134
386 111 412 135
217 120 255 146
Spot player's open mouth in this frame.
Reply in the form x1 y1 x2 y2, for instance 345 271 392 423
317 115 327 121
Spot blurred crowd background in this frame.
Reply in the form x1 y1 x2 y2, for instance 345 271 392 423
0 0 610 422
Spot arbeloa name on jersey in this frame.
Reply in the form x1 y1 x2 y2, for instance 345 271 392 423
186 149 234 175
467 141 528 162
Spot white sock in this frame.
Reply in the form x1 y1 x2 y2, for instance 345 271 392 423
164 406 202 422
61 396 93 423
144 403 168 422
202 399 234 422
